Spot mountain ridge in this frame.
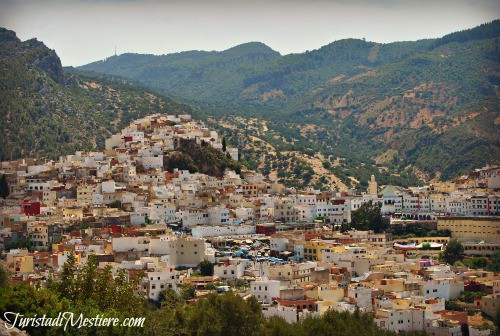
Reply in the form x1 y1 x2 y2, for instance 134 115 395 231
1 21 499 189
77 20 500 185
0 28 194 161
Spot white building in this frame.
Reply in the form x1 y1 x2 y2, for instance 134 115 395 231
347 284 373 312
420 279 464 300
251 278 281 303
191 225 255 238
375 308 426 333
214 260 245 281
146 268 179 300
208 206 230 225
149 202 178 224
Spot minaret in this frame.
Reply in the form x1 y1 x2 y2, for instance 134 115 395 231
368 174 378 195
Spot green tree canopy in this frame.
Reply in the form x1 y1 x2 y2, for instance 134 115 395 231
440 239 464 265
180 283 196 301
486 251 500 273
421 242 431 250
0 174 9 199
198 259 214 276
0 267 10 289
350 200 387 233
185 292 263 336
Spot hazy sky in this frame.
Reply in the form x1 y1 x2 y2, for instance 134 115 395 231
1 0 499 66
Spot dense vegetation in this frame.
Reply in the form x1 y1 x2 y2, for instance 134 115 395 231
0 257 425 336
391 223 451 239
440 239 465 265
163 139 242 177
349 200 388 233
0 174 9 199
0 28 193 161
80 20 500 185
440 241 500 273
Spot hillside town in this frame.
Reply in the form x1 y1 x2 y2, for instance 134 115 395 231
0 113 499 335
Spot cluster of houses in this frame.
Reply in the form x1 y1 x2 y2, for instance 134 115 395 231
0 113 498 335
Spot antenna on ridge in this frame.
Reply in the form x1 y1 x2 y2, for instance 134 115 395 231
114 45 117 56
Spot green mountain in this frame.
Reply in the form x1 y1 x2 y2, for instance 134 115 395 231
0 28 192 161
82 42 280 102
79 21 500 184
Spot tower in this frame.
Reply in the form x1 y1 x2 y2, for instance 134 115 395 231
368 174 377 195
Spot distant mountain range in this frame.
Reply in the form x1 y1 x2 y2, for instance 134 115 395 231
79 20 500 184
0 20 498 190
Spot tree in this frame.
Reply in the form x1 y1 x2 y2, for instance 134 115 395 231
5 237 34 252
198 259 214 276
108 200 121 208
0 174 9 199
445 299 465 311
185 292 263 336
461 323 470 336
180 284 196 301
470 257 488 269
0 267 10 289
236 278 246 289
56 251 77 300
459 291 486 303
158 288 182 308
421 242 431 250
222 137 227 152
350 200 387 233
441 239 464 265
486 251 500 273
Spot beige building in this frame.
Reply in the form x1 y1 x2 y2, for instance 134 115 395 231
27 222 49 250
63 207 85 221
437 216 500 240
274 200 299 223
268 262 316 285
3 249 34 274
463 241 500 255
166 236 206 268
480 293 499 318
77 184 95 206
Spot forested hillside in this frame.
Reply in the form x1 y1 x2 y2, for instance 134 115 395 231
0 28 192 161
80 20 500 185
2 20 499 189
